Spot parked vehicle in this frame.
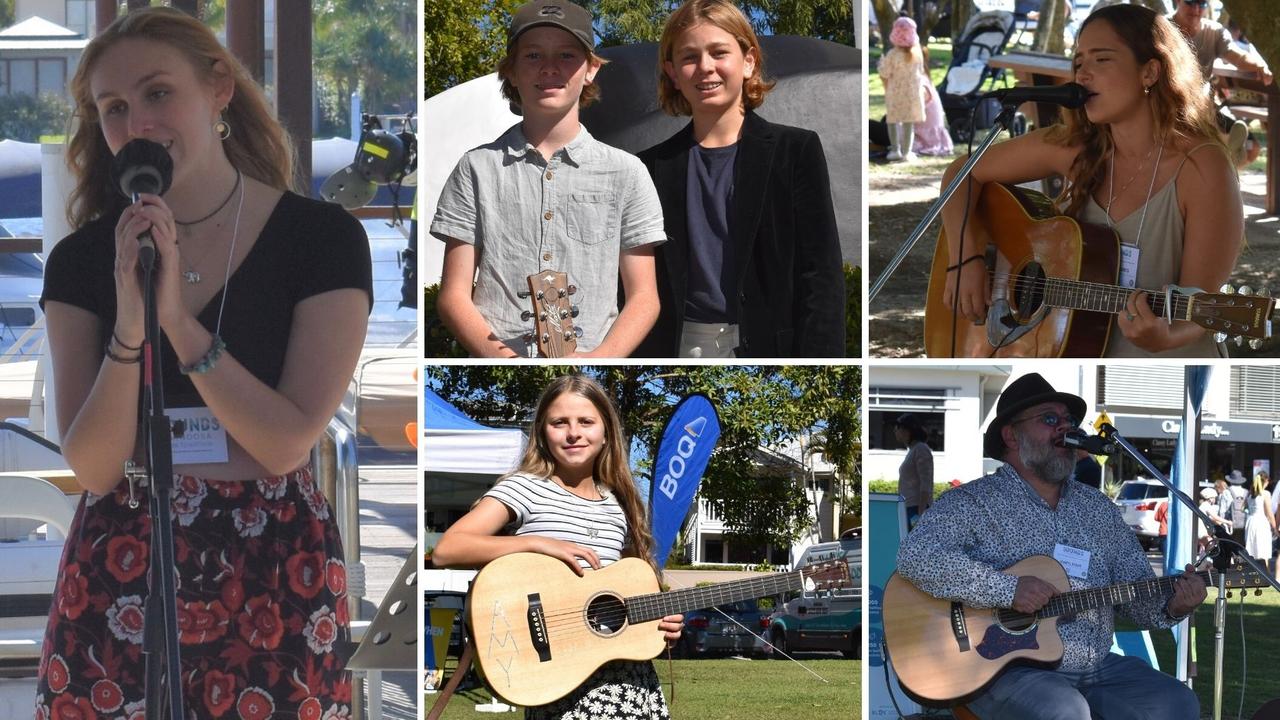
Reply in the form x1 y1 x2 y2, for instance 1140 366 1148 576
765 533 861 659
677 598 772 657
1115 478 1168 549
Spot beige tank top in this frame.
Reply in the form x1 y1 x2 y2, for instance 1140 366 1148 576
1078 142 1227 358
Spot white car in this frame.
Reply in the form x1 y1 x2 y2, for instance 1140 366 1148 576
1115 478 1169 549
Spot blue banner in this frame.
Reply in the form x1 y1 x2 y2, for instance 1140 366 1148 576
650 394 720 568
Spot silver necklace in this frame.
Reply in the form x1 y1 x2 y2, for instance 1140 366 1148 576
1104 143 1156 219
209 175 244 337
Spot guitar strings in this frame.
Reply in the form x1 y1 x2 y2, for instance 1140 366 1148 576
976 270 1259 318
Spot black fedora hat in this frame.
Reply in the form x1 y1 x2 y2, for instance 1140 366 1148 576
983 373 1087 460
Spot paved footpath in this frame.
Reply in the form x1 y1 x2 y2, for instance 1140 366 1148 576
354 465 418 720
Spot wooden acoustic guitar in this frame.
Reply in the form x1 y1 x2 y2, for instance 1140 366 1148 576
882 555 1270 704
521 270 581 358
924 183 1275 357
467 552 851 707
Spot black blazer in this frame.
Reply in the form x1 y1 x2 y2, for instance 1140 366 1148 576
633 112 846 357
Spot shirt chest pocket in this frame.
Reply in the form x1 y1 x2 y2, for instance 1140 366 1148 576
564 192 617 245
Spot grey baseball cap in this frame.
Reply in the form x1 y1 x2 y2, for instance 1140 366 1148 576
509 0 595 50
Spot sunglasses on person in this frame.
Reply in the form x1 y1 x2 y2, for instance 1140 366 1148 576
1183 0 1209 8
1012 411 1079 429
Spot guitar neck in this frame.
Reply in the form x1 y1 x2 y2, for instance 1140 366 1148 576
1035 569 1220 619
1043 278 1189 320
625 571 806 624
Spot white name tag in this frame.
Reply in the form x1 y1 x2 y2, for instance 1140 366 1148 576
1053 543 1092 579
168 407 229 464
1119 244 1140 288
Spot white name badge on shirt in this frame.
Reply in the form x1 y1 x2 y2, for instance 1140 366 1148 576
167 407 228 464
1053 543 1092 579
1119 244 1140 288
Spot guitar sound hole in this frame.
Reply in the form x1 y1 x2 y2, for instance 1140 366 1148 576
1011 262 1047 318
585 594 627 637
998 612 1037 633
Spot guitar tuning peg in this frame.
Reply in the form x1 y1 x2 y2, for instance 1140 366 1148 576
1238 285 1254 297
535 290 546 300
1227 591 1234 599
1220 284 1235 294
1256 589 1264 597
557 288 567 298
559 309 569 319
1251 339 1264 350
574 327 584 338
567 285 578 295
563 331 574 341
1260 287 1272 298
1214 332 1228 343
571 305 580 318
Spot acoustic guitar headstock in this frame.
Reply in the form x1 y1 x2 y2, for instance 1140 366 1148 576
799 560 852 592
522 270 581 358
1189 284 1276 347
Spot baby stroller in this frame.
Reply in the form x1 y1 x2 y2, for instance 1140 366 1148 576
938 9 1018 144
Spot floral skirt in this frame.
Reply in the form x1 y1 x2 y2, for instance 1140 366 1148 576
34 466 352 720
525 660 669 720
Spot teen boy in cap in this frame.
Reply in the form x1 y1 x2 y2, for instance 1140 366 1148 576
433 0 665 357
897 372 1207 720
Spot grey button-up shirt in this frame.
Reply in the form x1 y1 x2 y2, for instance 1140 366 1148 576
896 464 1180 672
431 123 666 355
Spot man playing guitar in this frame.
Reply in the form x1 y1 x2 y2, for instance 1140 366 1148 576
895 372 1207 719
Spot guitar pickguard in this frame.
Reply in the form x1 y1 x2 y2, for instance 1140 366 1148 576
975 620 1040 660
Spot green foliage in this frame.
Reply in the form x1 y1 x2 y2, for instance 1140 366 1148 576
0 0 13 28
426 365 862 550
844 262 861 358
423 283 468 358
424 0 854 98
314 0 416 137
0 93 72 142
424 0 523 99
867 479 947 500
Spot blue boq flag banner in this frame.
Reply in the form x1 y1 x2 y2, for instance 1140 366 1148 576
649 393 721 568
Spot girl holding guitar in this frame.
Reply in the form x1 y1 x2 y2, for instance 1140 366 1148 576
941 4 1243 357
432 375 683 719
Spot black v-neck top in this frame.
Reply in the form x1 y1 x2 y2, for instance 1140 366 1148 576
41 192 373 407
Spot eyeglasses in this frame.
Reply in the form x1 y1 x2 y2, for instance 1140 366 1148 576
1012 412 1078 429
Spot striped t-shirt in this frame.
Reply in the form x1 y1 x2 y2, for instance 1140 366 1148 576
485 472 629 569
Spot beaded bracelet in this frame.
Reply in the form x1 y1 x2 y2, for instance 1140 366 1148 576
112 331 143 352
946 254 985 273
104 340 141 364
179 334 226 375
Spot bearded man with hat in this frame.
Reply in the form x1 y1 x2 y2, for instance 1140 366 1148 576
896 372 1207 720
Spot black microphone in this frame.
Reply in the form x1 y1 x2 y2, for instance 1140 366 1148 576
109 139 173 270
983 82 1091 110
1063 429 1117 456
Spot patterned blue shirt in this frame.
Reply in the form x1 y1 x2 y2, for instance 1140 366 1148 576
896 464 1181 672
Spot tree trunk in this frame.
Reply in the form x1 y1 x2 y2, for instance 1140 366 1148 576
951 0 973 44
1223 0 1280 74
872 0 902 49
1033 0 1069 54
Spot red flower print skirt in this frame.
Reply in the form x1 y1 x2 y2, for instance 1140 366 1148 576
34 465 353 719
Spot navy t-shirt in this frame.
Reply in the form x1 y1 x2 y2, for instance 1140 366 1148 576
684 142 738 323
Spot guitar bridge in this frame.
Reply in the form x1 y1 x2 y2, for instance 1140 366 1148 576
526 594 552 662
949 602 971 652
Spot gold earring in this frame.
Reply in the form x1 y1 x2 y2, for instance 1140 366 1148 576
214 116 231 140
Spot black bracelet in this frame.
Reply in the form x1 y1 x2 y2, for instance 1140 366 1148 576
112 331 143 352
946 254 985 273
104 340 141 364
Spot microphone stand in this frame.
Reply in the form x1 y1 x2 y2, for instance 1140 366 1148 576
869 102 1021 304
136 249 186 720
1096 423 1280 720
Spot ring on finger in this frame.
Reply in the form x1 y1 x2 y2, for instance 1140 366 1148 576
1125 312 1136 321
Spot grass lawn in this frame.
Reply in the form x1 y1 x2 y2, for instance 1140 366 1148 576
425 658 859 719
1117 572 1280 717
